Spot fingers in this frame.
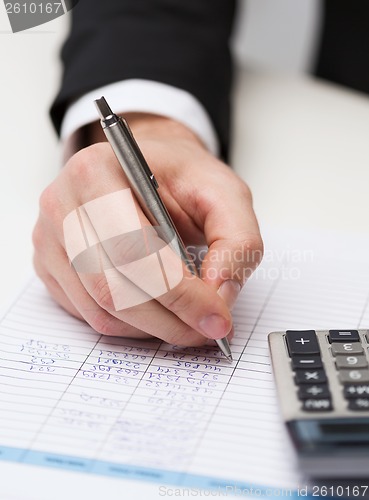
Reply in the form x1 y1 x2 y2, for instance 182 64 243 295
77 271 213 346
35 224 209 346
33 232 151 339
33 254 83 321
153 265 233 340
143 144 263 308
58 161 232 343
64 209 233 342
192 164 264 303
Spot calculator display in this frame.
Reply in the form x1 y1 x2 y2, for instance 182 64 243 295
320 422 369 435
288 418 369 448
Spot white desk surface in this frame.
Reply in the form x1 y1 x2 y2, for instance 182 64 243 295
1 12 369 500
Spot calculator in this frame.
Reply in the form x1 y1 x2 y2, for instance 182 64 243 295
268 329 369 478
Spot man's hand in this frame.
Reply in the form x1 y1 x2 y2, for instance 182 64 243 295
32 114 263 346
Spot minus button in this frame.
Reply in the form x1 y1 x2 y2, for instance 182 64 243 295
291 355 322 369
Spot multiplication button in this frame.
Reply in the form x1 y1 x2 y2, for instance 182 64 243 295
295 369 327 384
329 330 360 343
286 330 320 356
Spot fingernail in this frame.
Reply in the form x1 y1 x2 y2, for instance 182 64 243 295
199 314 230 340
217 280 241 311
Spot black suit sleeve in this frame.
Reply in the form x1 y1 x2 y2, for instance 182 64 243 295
50 0 236 158
315 0 369 96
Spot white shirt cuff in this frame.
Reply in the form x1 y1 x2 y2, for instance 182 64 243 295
60 79 219 156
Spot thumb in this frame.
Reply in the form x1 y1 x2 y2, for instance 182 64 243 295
199 188 263 309
201 237 263 309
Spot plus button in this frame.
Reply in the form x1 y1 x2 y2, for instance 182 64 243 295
296 338 310 345
286 330 320 356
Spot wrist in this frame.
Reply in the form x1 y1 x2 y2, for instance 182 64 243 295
86 112 206 151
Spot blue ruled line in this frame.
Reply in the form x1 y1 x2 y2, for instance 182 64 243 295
0 445 318 499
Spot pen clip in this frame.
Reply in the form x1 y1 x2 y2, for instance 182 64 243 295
121 118 159 189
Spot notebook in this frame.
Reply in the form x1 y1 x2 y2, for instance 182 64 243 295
0 228 368 499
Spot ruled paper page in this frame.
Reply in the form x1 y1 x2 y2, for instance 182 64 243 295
0 228 369 496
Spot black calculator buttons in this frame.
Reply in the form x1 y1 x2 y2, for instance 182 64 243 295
295 369 327 384
291 355 322 369
348 399 369 411
343 384 369 398
329 330 360 343
331 342 364 355
302 398 332 411
286 330 320 355
339 369 369 384
298 384 330 399
285 330 332 411
335 355 368 369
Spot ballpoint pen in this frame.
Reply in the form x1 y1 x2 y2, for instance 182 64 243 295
94 96 233 362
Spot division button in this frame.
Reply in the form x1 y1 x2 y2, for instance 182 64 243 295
286 330 320 356
329 330 360 343
348 398 369 411
295 369 327 384
339 369 369 384
298 384 330 399
331 343 364 355
302 398 332 411
291 355 322 369
344 384 369 398
336 355 368 369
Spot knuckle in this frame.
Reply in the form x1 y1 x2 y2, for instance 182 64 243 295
33 254 44 280
170 325 207 347
89 310 116 335
239 234 264 268
91 276 115 311
248 234 264 259
241 183 253 203
108 232 143 267
33 259 57 293
32 222 43 251
67 144 105 185
164 279 192 316
39 184 58 217
228 177 253 206
88 310 141 338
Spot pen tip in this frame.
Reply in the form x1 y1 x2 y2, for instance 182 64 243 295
215 338 233 363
